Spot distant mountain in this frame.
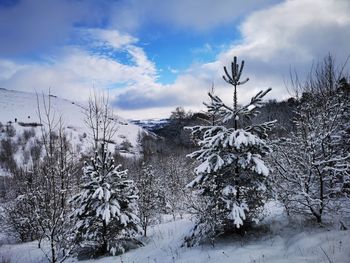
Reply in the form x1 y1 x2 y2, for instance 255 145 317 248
130 118 170 132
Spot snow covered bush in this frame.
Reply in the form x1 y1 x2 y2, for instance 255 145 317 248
71 144 142 257
156 153 193 220
269 56 350 223
184 56 275 246
2 192 40 242
137 163 161 236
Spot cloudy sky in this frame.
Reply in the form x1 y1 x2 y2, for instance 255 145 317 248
0 0 349 119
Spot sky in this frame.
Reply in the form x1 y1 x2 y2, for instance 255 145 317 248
0 0 349 119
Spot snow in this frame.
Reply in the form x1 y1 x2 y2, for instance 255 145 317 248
0 89 145 160
222 185 237 196
0 241 47 263
0 167 11 177
227 202 248 228
1 202 350 263
252 156 269 176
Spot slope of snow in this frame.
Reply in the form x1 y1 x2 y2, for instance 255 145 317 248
0 88 144 156
1 202 349 263
0 89 83 127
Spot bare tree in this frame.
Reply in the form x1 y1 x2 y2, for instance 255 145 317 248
270 55 350 223
36 93 79 262
84 91 118 150
19 92 80 262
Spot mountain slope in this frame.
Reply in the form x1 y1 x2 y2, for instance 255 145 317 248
0 88 144 156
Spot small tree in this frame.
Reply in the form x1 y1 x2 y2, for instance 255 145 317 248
3 93 79 263
137 163 160 237
270 56 350 223
84 91 118 150
71 144 142 256
170 107 188 120
185 56 275 246
0 138 18 172
5 123 16 137
159 153 192 220
33 94 78 263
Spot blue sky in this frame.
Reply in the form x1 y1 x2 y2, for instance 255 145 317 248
137 22 243 84
0 0 349 119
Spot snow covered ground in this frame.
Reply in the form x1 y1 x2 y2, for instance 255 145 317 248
1 202 349 263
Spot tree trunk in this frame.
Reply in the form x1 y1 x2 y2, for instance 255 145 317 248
102 221 108 254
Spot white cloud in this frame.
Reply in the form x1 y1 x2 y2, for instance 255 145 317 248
0 60 27 80
1 0 350 120
213 0 350 101
85 29 138 49
0 29 158 103
167 66 179 74
112 0 350 118
223 0 350 62
110 0 278 32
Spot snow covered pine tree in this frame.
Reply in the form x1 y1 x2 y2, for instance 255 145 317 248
185 56 275 246
71 144 142 257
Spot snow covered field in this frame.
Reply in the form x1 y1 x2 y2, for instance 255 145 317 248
1 203 349 263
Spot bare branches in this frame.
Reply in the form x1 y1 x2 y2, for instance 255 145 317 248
17 91 80 262
270 55 350 223
288 54 350 100
83 91 118 150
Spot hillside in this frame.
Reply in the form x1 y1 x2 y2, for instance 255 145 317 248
0 88 144 158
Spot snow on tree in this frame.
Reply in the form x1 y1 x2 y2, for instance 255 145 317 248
71 143 142 256
2 93 80 263
137 163 161 236
270 55 350 223
184 56 275 246
150 152 194 220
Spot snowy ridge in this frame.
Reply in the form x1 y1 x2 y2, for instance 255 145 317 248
0 88 144 157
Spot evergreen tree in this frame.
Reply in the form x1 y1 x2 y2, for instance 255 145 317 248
185 56 275 246
71 144 141 256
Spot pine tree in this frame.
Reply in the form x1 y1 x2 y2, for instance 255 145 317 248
71 144 142 256
185 56 275 246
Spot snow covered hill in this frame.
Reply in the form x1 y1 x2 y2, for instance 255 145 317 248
0 88 144 159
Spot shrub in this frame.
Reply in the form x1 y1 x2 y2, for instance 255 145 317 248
5 124 16 137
